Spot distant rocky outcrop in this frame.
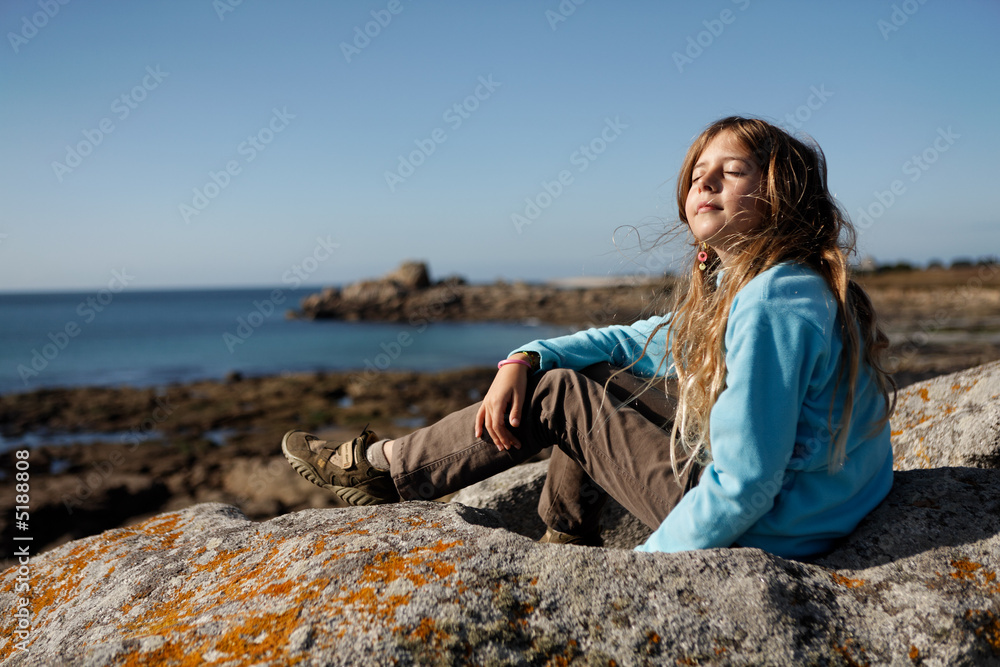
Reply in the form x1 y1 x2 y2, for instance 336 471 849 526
3 362 1000 665
294 260 667 326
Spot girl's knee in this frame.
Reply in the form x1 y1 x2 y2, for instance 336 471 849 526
536 368 584 392
534 369 602 409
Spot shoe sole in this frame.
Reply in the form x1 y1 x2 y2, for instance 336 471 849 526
281 432 391 507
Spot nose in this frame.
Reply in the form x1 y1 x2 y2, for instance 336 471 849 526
696 168 721 193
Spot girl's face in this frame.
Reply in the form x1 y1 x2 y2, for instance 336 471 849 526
684 131 766 266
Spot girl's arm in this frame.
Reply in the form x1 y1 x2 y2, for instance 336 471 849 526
511 314 675 378
637 273 833 553
475 315 674 450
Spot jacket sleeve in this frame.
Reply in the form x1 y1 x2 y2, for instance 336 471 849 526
511 314 674 378
635 295 827 553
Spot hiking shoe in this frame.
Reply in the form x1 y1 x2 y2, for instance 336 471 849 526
281 428 399 506
538 526 604 547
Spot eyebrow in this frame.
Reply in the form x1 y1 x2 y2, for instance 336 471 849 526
693 155 753 169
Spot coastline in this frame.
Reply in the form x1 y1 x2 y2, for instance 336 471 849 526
2 263 999 561
1 344 996 564
0 366 498 564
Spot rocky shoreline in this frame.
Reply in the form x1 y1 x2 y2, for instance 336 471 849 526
0 367 499 565
1 262 998 563
3 360 1000 664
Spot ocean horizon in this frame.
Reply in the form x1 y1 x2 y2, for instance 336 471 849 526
0 287 571 396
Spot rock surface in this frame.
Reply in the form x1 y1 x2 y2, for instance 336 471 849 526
2 466 1000 666
452 460 654 549
891 359 1000 470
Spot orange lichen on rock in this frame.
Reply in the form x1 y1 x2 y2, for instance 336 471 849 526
831 572 866 588
950 559 982 581
57 511 460 664
400 515 444 530
830 637 870 667
913 444 934 468
12 511 349 665
27 521 177 627
409 617 448 645
964 609 1000 653
29 542 98 615
330 516 373 537
328 536 466 637
945 559 1000 594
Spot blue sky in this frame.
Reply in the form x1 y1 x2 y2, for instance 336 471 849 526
2 0 998 291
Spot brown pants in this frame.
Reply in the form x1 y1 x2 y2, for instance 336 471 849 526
389 363 701 535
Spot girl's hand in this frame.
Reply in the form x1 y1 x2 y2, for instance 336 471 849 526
475 364 528 451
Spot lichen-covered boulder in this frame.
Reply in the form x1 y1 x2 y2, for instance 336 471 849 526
891 360 1000 470
2 467 1000 666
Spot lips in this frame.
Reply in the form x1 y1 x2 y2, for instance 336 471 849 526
696 202 721 213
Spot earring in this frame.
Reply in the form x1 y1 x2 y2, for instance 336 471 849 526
697 242 709 271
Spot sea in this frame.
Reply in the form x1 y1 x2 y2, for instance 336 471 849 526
0 287 572 396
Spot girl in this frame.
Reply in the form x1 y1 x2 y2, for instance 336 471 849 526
282 116 896 560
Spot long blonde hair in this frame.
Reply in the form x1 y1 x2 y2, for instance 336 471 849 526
637 117 895 477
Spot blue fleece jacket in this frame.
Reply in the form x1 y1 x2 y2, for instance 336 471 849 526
512 262 893 559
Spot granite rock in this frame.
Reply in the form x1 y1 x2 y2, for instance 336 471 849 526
3 466 1000 666
5 361 1000 665
891 359 1000 470
451 460 653 549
